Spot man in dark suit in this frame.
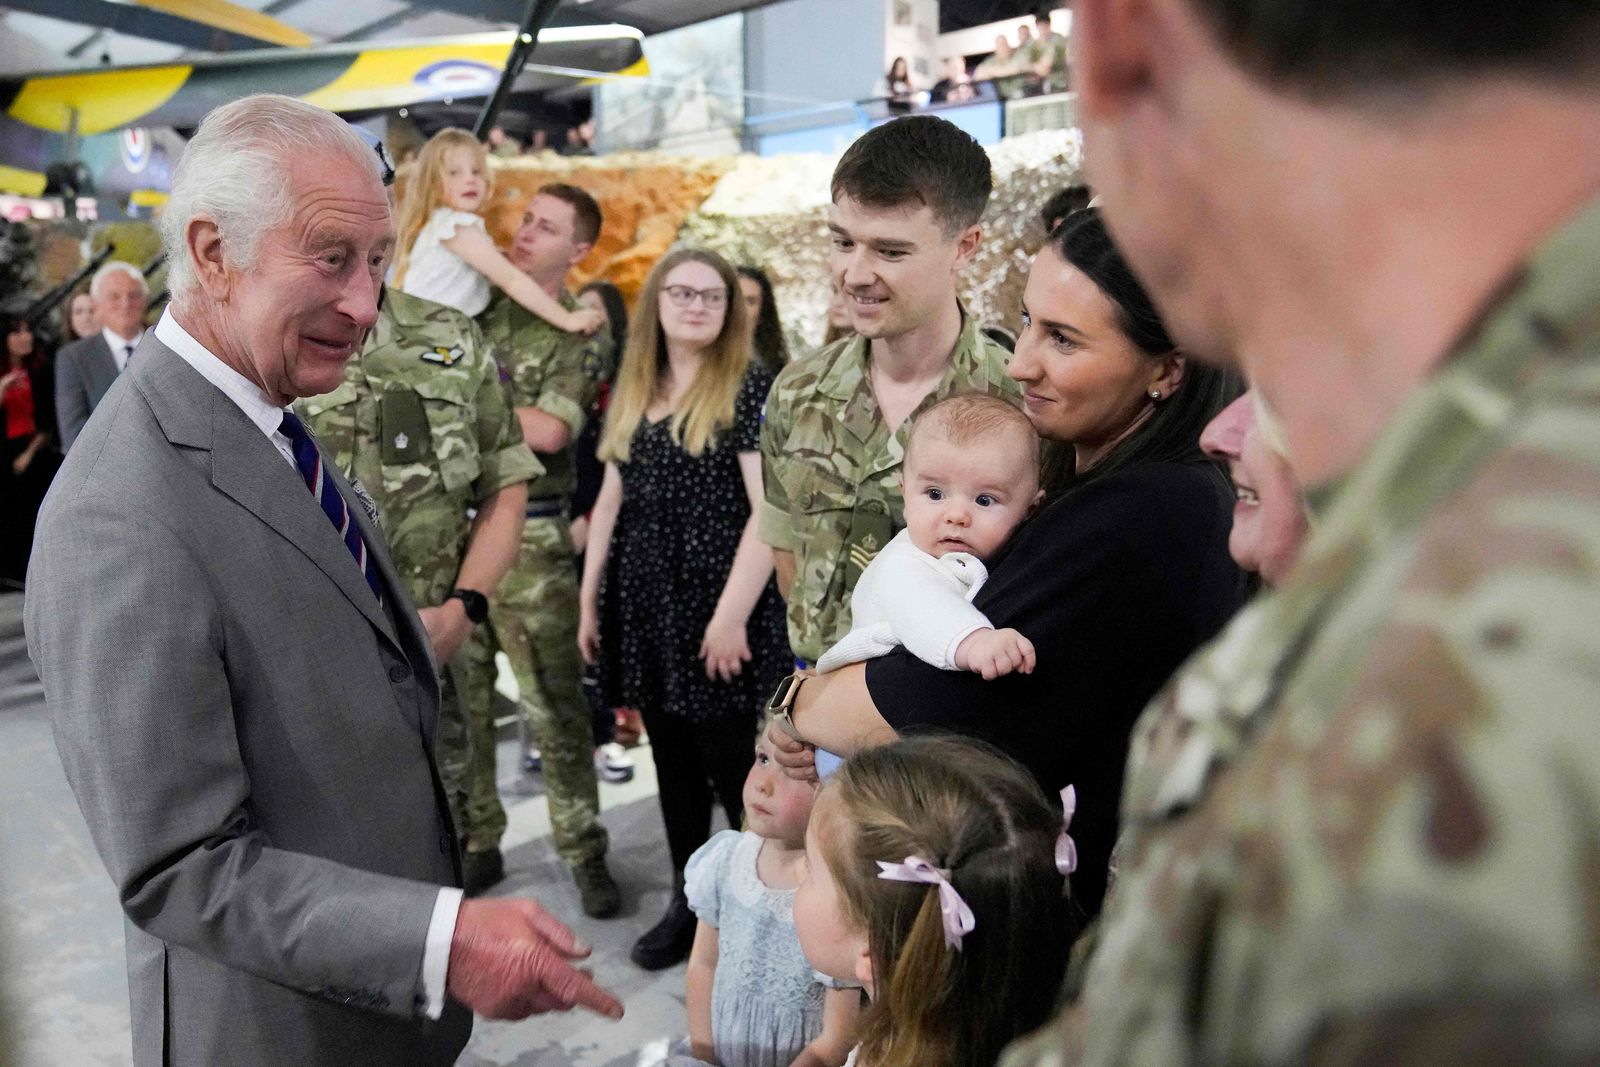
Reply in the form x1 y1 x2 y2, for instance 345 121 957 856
54 260 149 450
25 93 622 1066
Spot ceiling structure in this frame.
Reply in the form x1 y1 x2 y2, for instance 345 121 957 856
0 0 776 78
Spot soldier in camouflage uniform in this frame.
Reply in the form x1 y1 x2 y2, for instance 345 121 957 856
475 184 621 917
760 116 1018 667
297 287 539 884
1002 2 1600 1064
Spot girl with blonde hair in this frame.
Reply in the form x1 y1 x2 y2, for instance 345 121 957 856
391 127 600 333
793 736 1075 1067
579 247 792 971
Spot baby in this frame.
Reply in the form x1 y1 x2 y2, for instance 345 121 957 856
816 393 1043 680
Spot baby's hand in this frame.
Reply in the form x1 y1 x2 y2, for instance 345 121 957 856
563 307 605 335
954 627 1036 680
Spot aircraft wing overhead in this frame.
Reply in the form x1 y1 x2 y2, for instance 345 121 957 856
0 27 646 196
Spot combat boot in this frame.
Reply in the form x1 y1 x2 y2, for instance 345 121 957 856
573 855 621 919
630 875 695 970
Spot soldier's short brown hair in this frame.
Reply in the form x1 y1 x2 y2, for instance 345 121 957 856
537 182 603 247
831 116 992 236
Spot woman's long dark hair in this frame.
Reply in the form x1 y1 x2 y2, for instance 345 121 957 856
579 279 629 360
736 265 790 373
1046 207 1240 495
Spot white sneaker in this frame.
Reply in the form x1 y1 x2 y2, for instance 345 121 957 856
594 742 635 784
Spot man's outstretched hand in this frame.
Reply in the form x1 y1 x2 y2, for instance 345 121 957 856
447 897 625 1021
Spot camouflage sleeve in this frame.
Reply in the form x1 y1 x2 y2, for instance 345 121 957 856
758 369 797 551
470 338 542 504
532 332 610 441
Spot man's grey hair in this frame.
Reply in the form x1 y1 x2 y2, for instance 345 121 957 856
89 260 149 299
161 94 384 301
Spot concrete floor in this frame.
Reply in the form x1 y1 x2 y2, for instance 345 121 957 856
0 592 707 1067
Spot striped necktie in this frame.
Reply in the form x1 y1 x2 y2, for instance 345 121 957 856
278 411 383 602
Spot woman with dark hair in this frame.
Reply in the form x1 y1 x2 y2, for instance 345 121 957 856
735 265 790 373
573 279 645 762
2 315 60 586
764 207 1244 928
885 56 915 114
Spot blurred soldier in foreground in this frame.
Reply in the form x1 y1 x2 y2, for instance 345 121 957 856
1004 1 1600 1064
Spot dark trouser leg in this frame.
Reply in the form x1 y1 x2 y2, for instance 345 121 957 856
694 712 758 835
639 707 714 876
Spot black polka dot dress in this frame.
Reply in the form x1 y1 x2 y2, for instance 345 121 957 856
598 366 791 724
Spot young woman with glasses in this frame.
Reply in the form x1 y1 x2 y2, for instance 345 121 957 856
578 247 792 970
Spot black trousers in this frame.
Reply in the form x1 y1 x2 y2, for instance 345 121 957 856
640 708 758 877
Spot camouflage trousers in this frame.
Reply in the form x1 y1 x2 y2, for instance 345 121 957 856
437 640 508 856
488 515 608 867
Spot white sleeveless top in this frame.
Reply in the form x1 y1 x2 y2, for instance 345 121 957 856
399 207 490 317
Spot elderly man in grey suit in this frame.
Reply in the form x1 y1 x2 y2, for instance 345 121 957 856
54 259 150 450
25 94 623 1066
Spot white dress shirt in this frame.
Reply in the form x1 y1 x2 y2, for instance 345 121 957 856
154 309 462 1020
104 326 144 372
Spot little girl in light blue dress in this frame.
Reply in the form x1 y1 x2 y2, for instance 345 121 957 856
664 731 859 1067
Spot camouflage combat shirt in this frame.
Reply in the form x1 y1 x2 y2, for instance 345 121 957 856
476 287 614 503
759 306 1017 664
297 288 541 607
1002 197 1600 1066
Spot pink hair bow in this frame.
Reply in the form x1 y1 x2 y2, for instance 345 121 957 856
1056 785 1078 877
876 856 975 950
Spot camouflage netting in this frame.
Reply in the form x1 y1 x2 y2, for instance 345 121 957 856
448 129 1083 351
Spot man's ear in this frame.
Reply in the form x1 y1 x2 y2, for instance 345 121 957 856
568 241 594 271
1072 0 1162 124
952 224 982 271
186 218 231 301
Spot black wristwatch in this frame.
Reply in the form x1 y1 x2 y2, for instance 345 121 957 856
446 588 489 625
765 672 807 740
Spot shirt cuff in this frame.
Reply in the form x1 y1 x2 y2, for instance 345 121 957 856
941 623 990 671
420 887 463 1020
758 498 797 550
534 391 588 439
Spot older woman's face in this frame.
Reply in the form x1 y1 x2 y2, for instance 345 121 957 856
208 152 390 404
69 293 98 339
1010 244 1167 465
1200 391 1309 584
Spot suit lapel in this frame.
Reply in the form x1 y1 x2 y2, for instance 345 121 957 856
320 456 441 706
207 399 403 651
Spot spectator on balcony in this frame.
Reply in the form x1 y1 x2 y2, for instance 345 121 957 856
1027 13 1070 94
885 57 916 115
974 36 1026 100
931 56 977 104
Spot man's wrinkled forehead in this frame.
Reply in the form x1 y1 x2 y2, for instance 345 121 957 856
284 158 393 244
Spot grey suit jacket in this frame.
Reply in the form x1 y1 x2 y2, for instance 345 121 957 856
25 336 472 1066
54 333 120 450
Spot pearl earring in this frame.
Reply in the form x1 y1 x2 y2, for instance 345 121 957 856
1149 390 1162 401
